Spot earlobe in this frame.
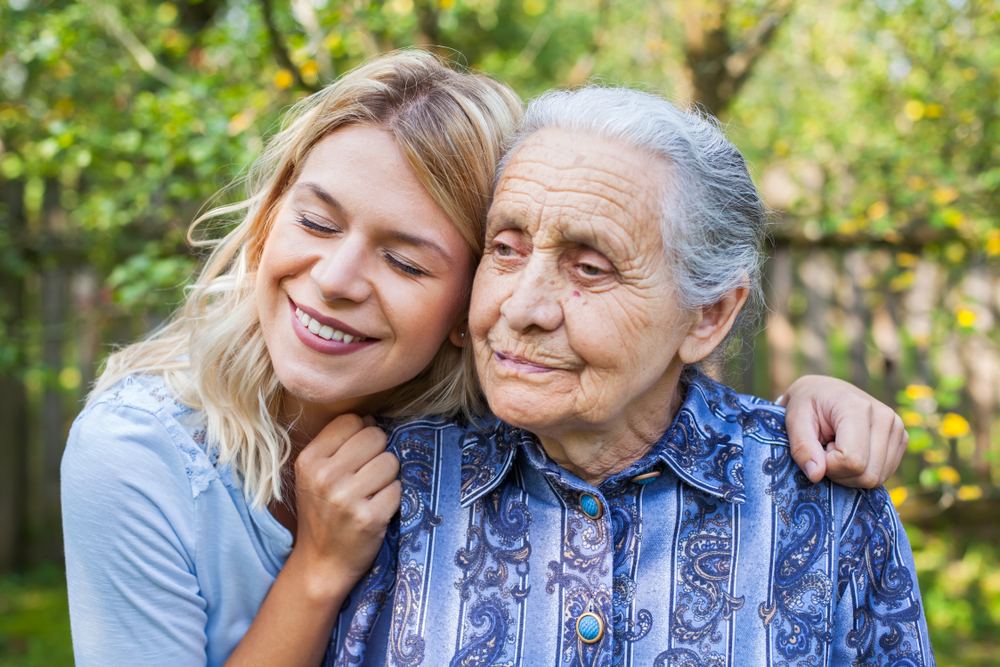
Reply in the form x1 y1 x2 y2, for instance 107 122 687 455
448 321 468 348
678 286 749 364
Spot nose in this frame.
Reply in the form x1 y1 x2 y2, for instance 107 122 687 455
499 256 564 332
310 235 373 304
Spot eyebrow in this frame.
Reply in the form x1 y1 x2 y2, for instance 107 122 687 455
296 182 346 216
296 181 455 265
385 229 455 265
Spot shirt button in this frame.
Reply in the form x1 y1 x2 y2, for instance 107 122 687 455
576 612 605 643
580 493 603 520
631 471 661 485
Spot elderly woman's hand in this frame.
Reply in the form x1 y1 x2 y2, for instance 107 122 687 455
779 375 908 487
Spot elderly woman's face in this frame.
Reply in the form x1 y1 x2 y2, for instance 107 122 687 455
470 129 700 439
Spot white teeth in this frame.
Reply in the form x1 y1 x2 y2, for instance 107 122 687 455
294 306 365 343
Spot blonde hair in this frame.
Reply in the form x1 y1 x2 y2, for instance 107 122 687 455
90 51 522 508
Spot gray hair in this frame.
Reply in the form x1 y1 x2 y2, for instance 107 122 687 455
498 86 768 346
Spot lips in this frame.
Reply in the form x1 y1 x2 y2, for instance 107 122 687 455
288 298 378 356
493 350 557 374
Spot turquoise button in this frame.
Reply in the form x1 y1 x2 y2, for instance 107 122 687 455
580 493 602 519
576 612 604 643
631 471 661 485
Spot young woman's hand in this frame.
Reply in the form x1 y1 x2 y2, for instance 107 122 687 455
780 376 908 488
292 414 402 585
224 414 400 667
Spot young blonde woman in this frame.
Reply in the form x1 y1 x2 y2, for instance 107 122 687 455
61 51 908 667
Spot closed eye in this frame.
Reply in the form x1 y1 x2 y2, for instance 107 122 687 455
384 252 426 277
296 215 339 234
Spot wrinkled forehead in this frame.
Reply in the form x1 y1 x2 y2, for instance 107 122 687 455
491 129 669 248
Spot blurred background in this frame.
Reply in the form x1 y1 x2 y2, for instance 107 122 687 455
1 0 998 663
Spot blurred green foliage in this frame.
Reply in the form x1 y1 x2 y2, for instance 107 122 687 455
0 565 72 667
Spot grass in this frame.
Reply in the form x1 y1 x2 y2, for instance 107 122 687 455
0 526 998 665
0 563 73 667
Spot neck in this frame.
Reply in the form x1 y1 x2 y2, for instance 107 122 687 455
279 390 382 450
534 372 686 487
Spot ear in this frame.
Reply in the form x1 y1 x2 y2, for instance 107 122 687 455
678 286 749 364
448 319 468 348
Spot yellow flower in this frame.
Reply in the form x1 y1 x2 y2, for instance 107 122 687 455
227 109 256 136
924 104 943 118
903 100 924 121
939 413 970 439
905 384 934 401
867 201 889 220
933 187 959 205
896 252 919 268
957 485 983 501
274 70 294 89
923 449 948 464
987 230 1000 256
902 410 924 427
889 487 909 507
938 466 961 485
956 309 976 327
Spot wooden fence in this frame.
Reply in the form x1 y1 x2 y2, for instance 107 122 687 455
0 236 997 571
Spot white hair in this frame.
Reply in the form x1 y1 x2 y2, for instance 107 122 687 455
500 86 768 342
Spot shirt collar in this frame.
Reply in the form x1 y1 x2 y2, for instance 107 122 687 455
460 369 749 507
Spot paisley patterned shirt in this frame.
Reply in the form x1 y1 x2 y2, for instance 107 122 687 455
327 371 934 667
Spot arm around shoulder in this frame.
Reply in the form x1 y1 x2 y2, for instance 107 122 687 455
62 397 209 667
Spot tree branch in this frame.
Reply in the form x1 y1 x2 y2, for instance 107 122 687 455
725 0 795 96
258 0 320 92
291 0 334 82
81 0 182 88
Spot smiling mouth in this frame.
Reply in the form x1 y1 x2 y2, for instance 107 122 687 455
294 307 373 344
494 350 556 374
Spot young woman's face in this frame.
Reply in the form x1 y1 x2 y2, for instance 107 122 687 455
256 124 474 416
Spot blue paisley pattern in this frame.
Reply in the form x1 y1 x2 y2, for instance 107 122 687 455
839 488 928 665
326 370 934 667
759 445 835 666
452 473 531 667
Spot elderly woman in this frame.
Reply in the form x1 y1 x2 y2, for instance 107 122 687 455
330 87 932 666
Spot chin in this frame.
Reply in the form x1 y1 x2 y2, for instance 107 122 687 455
487 392 552 433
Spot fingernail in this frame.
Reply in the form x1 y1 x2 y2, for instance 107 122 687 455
362 415 377 428
805 461 818 479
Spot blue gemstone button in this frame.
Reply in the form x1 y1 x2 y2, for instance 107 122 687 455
580 493 602 519
576 612 604 643
631 471 661 485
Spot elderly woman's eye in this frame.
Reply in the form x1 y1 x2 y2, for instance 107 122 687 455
495 243 514 256
580 263 602 276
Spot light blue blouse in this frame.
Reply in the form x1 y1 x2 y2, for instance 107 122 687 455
328 370 934 667
61 375 294 667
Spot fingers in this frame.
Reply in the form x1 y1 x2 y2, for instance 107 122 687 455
369 479 403 525
354 451 401 499
298 416 388 475
884 414 908 484
299 413 368 461
786 401 826 483
825 402 882 488
782 375 910 489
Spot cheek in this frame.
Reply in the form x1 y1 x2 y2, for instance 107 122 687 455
468 264 505 338
566 291 680 370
